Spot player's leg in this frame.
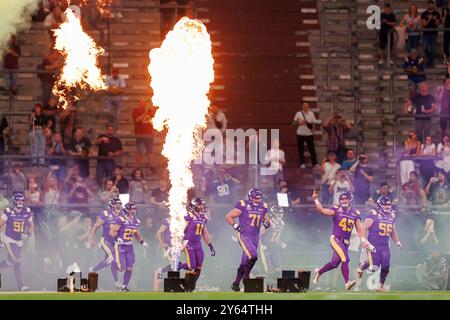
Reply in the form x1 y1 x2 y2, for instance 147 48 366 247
232 233 256 291
242 235 259 279
190 246 204 291
92 238 115 272
315 236 344 284
377 248 391 291
180 245 196 271
7 243 27 291
112 243 125 289
122 247 135 291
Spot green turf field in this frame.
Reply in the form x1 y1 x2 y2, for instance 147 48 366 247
0 291 449 300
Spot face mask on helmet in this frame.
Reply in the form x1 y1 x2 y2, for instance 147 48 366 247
14 199 24 209
339 196 351 208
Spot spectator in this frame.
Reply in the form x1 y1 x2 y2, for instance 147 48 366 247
129 168 149 204
425 170 450 205
378 3 396 65
44 174 61 206
419 135 437 184
400 4 421 52
208 103 228 134
110 164 129 194
42 96 59 133
420 219 440 252
208 168 240 205
105 68 126 130
320 152 340 205
404 49 426 99
444 5 450 62
39 49 63 104
132 99 155 171
29 103 47 166
416 250 448 290
4 163 27 193
341 148 357 171
293 102 319 168
25 177 43 228
350 153 374 205
278 178 300 206
368 182 398 206
400 131 421 185
0 116 9 156
150 179 170 216
404 82 437 141
43 4 63 46
439 78 450 137
64 163 81 193
59 101 78 146
2 35 21 95
329 169 354 206
67 175 95 220
94 124 123 186
68 127 92 178
98 178 119 205
421 0 441 68
264 139 285 186
323 113 351 164
399 171 427 210
47 132 67 181
437 134 450 157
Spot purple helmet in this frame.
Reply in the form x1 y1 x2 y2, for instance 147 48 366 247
124 202 137 216
11 192 25 209
377 196 392 214
339 192 353 207
189 197 206 213
108 197 122 213
248 188 263 203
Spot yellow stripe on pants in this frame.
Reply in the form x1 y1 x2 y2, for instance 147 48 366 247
100 237 114 260
368 250 374 270
184 247 192 270
114 242 122 270
5 241 17 261
237 232 252 259
329 235 347 262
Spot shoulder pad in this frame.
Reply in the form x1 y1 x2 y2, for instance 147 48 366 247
26 207 31 212
370 210 378 216
333 206 339 210
239 200 246 206
355 209 361 215
119 216 126 222
262 202 268 209
4 208 10 213
102 210 108 217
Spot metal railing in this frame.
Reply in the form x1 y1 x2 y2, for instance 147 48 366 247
319 5 353 49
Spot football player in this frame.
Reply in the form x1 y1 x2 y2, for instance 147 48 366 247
355 196 402 291
89 197 124 288
0 192 34 291
312 190 367 290
226 188 271 292
178 197 215 292
110 202 148 291
260 205 286 275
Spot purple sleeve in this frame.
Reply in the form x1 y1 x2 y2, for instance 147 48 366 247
235 200 246 211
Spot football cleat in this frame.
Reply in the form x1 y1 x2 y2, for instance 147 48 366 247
121 285 130 292
313 268 320 285
231 282 240 292
115 281 122 289
345 280 357 291
20 285 30 292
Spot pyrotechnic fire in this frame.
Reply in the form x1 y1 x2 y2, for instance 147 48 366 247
149 17 214 269
52 9 106 109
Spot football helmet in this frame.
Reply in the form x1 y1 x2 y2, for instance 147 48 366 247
109 197 123 214
339 192 353 208
377 196 392 214
11 192 25 210
188 197 206 213
124 202 137 217
248 188 263 205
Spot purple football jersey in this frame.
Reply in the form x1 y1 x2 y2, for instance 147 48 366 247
161 218 172 246
98 210 117 242
2 207 32 241
116 215 141 245
235 200 268 236
367 209 396 247
331 206 361 240
184 211 208 243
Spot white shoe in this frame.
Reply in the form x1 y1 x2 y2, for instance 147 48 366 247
20 285 30 291
115 281 122 289
313 268 320 285
345 280 357 291
121 285 130 292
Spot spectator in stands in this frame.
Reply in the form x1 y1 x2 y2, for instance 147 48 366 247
26 177 43 227
330 169 354 206
320 152 340 205
110 164 128 194
400 131 421 185
150 179 170 216
208 103 228 134
419 135 437 184
42 96 59 133
425 170 450 205
368 181 398 206
420 219 440 252
404 49 426 99
341 148 357 171
129 168 149 204
278 178 300 206
4 163 27 193
94 124 123 186
44 174 60 207
0 116 9 157
264 139 285 186
47 132 67 181
208 167 240 205
68 127 92 178
437 134 450 157
416 250 448 290
404 82 437 142
351 153 374 205
105 68 126 130
59 101 78 146
399 171 427 210
378 3 396 65
64 163 81 193
67 175 95 218
39 49 63 104
2 35 21 95
444 5 450 62
293 102 319 168
421 0 441 68
29 103 48 166
439 78 450 137
44 4 63 46
323 113 351 164
132 99 155 172
98 178 119 205
400 4 421 52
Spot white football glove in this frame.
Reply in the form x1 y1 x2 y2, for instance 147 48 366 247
142 242 149 249
116 237 124 245
280 242 287 249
